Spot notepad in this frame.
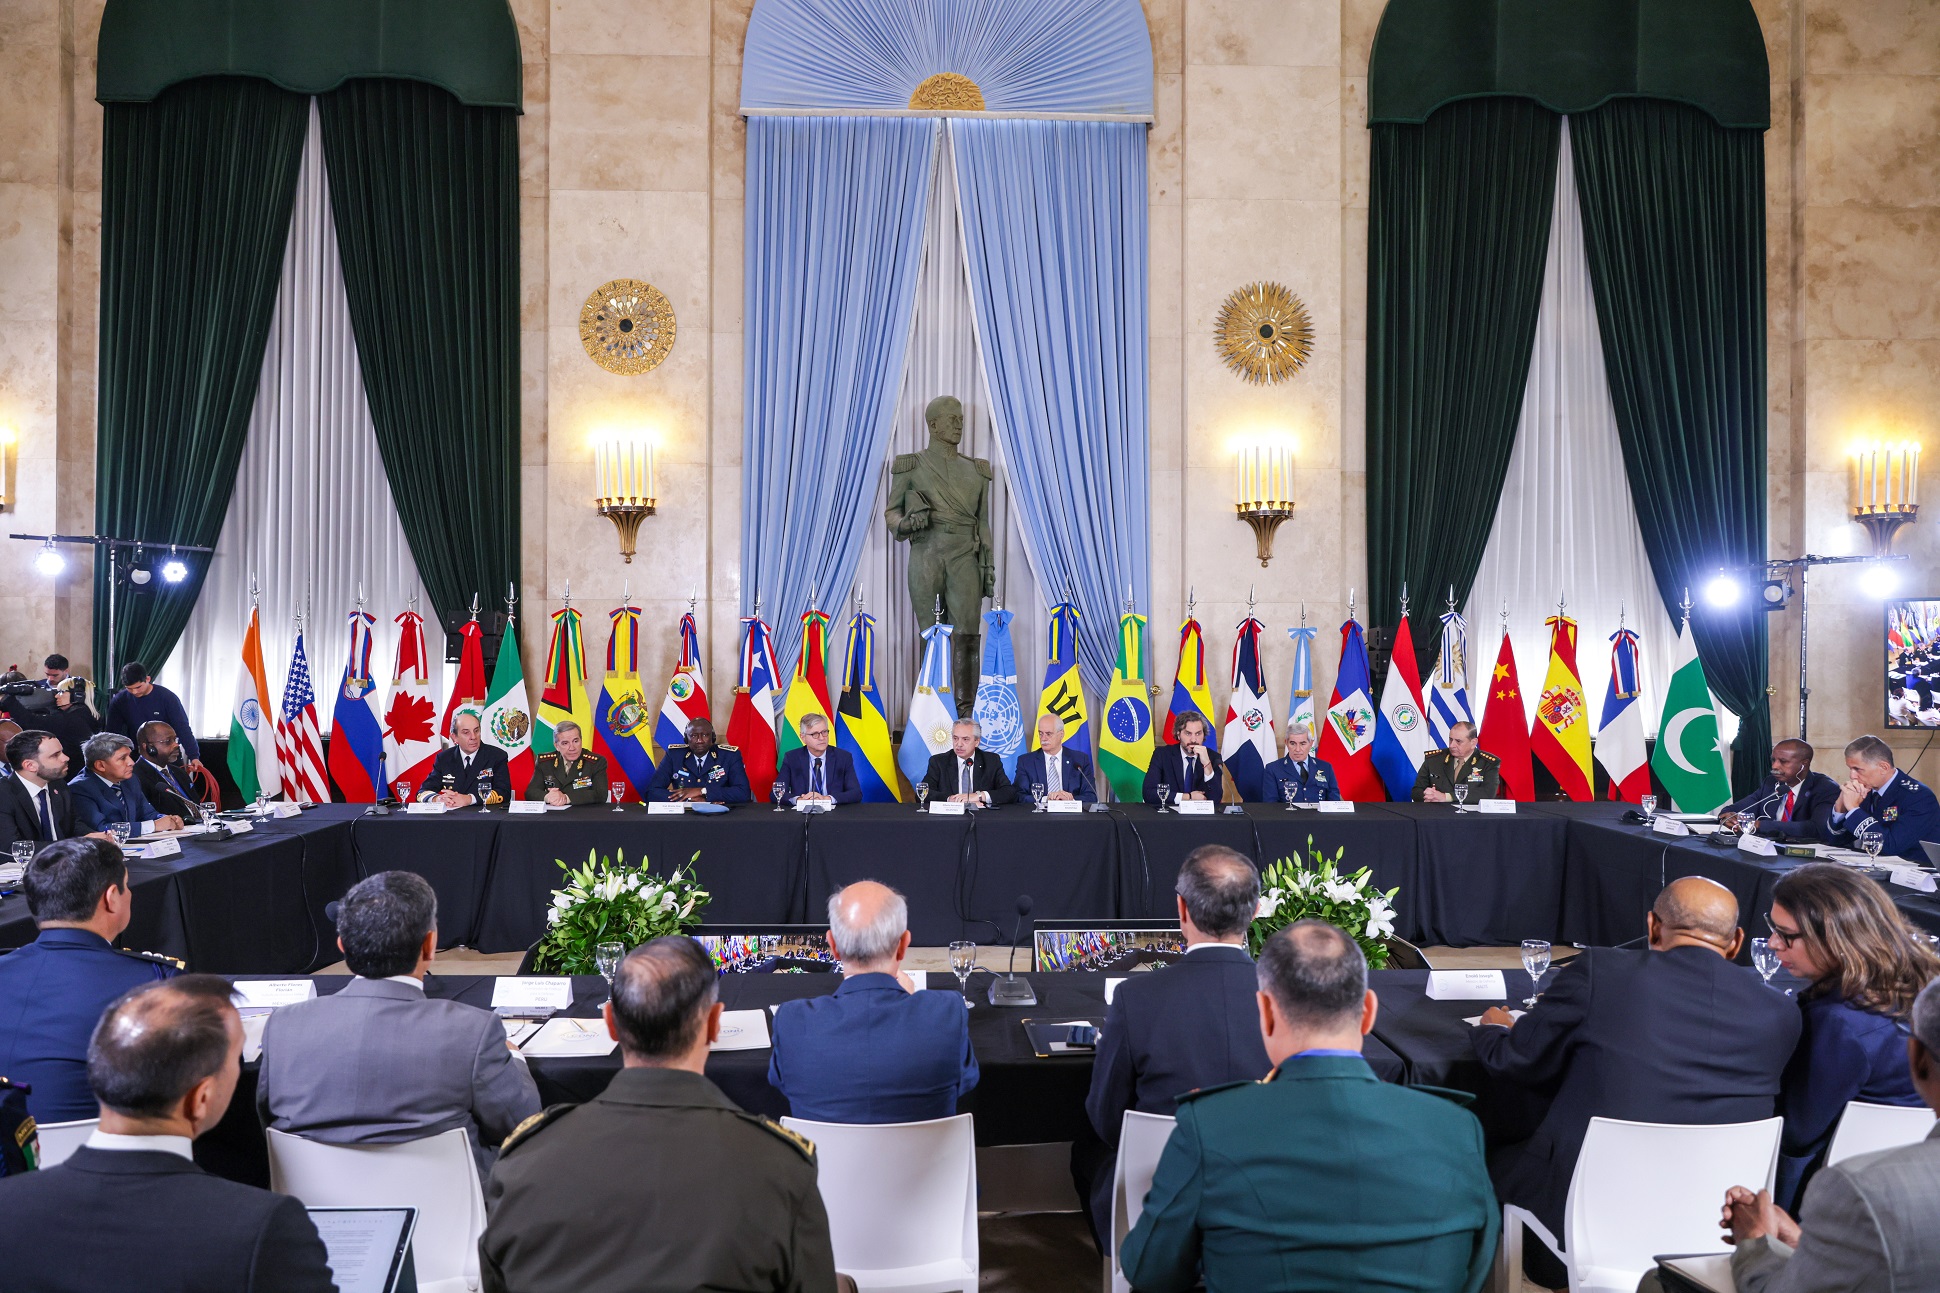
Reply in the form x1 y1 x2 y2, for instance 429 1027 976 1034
1653 1253 1733 1293
232 979 317 1011
519 1017 618 1057
710 1009 772 1052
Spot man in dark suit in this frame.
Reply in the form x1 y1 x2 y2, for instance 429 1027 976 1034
1143 710 1223 804
1472 876 1800 1274
769 880 978 1122
646 717 753 803
920 718 1015 805
134 721 217 821
419 710 513 807
1077 844 1271 1246
1719 738 1841 840
775 713 862 805
1825 734 1940 862
0 728 91 849
1259 723 1341 803
69 732 183 837
0 975 337 1291
1014 712 1098 804
0 837 180 1122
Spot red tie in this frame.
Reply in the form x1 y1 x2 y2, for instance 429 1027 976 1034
1782 789 1795 822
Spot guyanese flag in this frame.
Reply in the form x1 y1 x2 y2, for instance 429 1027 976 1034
535 605 595 757
1098 611 1156 801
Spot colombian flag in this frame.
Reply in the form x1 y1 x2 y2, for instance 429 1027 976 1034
536 605 595 757
1032 602 1090 757
1164 617 1217 744
1098 611 1155 801
778 610 835 760
593 605 657 802
1531 613 1594 800
835 608 901 801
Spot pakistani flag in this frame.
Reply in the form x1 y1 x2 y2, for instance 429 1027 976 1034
1651 622 1733 812
898 622 956 792
970 609 1024 777
1098 611 1155 801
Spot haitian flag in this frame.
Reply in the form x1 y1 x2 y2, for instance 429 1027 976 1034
1478 628 1535 800
1316 618 1384 801
1594 627 1650 803
970 608 1025 778
1033 602 1091 759
381 610 441 798
1220 617 1276 802
1164 617 1217 744
653 612 711 758
326 609 384 801
1372 614 1433 801
726 614 781 803
835 607 901 801
593 605 656 802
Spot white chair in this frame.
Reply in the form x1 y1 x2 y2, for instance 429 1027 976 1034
1494 1116 1782 1293
266 1126 483 1293
1825 1100 1937 1166
781 1114 978 1293
1105 1111 1176 1293
33 1117 97 1167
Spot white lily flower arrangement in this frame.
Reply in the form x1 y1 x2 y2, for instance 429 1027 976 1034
529 848 711 975
1248 835 1401 969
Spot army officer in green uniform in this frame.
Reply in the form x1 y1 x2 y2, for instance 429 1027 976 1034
523 720 610 806
1412 721 1502 802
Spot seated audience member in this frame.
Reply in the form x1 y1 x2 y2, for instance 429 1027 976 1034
0 837 179 1121
133 721 217 821
481 936 840 1293
257 870 540 1177
104 662 203 769
1825 734 1940 862
918 717 1015 806
1122 920 1499 1293
1143 710 1224 803
0 976 337 1291
1077 844 1271 1246
1473 877 1801 1285
1260 723 1341 803
1014 712 1099 804
768 881 977 1123
69 732 183 837
774 713 863 805
1765 864 1939 1208
0 728 89 849
1719 739 1841 840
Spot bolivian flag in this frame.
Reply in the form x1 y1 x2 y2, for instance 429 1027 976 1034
836 608 901 801
1032 602 1090 757
778 610 835 760
1164 616 1217 743
1098 611 1155 801
535 604 595 757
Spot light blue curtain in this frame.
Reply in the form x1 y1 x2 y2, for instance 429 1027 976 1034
741 115 937 671
950 118 1150 697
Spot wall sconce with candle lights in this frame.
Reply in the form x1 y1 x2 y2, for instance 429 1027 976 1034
1851 442 1919 556
594 433 657 562
1234 440 1295 566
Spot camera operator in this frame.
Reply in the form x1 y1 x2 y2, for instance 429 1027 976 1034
0 669 98 771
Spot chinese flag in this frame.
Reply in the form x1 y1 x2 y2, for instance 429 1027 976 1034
1478 628 1534 801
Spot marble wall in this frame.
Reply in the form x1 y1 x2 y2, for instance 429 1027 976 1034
2 0 1935 783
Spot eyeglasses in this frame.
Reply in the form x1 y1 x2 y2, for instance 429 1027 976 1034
1763 913 1804 948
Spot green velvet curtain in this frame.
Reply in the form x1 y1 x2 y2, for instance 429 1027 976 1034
94 76 309 675
317 79 520 643
1569 99 1770 791
1366 97 1560 673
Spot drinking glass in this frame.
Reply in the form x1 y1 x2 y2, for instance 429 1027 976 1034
1751 936 1780 986
109 822 131 848
1639 794 1658 823
1282 781 1298 812
254 789 268 816
1156 782 1172 813
1520 939 1552 1009
476 773 494 812
1031 783 1047 813
199 799 219 824
595 941 626 1004
1739 812 1760 841
914 782 930 812
610 783 626 813
11 840 37 867
1859 825 1886 867
1452 783 1470 809
397 781 414 806
948 940 977 1006
772 781 788 812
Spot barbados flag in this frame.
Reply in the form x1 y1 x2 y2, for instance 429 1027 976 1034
779 609 836 759
593 605 657 802
535 604 595 756
1098 611 1155 802
1032 602 1091 758
836 607 901 801
970 608 1025 777
653 612 711 758
1164 616 1217 744
326 609 384 802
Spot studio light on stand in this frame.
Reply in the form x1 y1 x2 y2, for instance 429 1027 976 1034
32 538 63 577
1860 561 1900 600
161 546 187 583
1703 570 1742 608
8 531 212 683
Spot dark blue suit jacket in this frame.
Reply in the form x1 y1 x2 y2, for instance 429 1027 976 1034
0 928 177 1122
68 771 165 834
768 973 979 1123
1259 755 1342 803
1142 742 1224 803
1826 770 1940 861
1726 771 1841 840
645 744 752 803
776 746 862 805
1013 747 1097 803
1777 991 1923 1209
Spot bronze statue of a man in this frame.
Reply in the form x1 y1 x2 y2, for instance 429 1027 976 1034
886 395 994 715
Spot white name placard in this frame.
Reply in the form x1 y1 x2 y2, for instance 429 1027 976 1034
1175 799 1215 815
271 802 304 819
928 800 966 815
1105 976 1126 1004
647 802 688 815
405 802 447 815
1736 833 1778 857
129 837 182 858
1425 970 1508 1001
1652 816 1691 837
508 800 548 815
1888 866 1938 893
231 979 317 1010
1316 801 1356 813
491 977 575 1011
1044 799 1084 814
1479 799 1517 815
223 819 253 835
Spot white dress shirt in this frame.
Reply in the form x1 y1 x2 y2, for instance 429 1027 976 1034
85 1130 194 1161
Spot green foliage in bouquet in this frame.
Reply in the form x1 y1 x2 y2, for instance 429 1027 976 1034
1247 835 1399 969
528 849 710 975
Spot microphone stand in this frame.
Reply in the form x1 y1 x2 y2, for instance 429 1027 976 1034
988 895 1038 1006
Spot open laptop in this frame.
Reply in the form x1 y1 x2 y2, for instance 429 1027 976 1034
690 923 837 974
306 1206 417 1293
1031 920 1185 973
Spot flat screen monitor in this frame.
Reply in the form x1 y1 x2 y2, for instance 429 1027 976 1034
1887 599 1940 727
306 1207 416 1293
1031 920 1185 973
690 923 837 974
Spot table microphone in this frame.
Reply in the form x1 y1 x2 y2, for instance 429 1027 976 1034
988 894 1038 1007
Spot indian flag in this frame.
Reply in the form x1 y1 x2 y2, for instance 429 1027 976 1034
228 606 281 801
1098 611 1155 802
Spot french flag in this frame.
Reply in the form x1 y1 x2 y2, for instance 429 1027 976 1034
1594 628 1650 802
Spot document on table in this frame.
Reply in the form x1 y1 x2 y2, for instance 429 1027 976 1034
520 1017 618 1057
1653 1253 1734 1293
710 1009 772 1052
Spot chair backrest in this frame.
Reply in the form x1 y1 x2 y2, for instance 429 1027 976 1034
1563 1116 1782 1279
34 1118 97 1168
267 1127 483 1291
1826 1101 1937 1166
1109 1112 1177 1292
781 1114 977 1277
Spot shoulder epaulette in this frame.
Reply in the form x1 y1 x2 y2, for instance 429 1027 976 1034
973 457 993 479
740 1112 816 1162
1409 1083 1478 1109
114 947 185 971
1475 750 1500 762
1175 1078 1250 1104
717 743 740 753
665 744 689 753
535 752 560 764
1428 748 1448 758
500 1103 577 1157
891 452 920 473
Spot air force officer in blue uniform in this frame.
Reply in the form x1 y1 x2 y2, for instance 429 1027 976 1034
1014 713 1097 804
1825 734 1940 862
0 838 180 1121
646 718 752 804
68 733 183 837
1259 724 1341 804
774 714 861 805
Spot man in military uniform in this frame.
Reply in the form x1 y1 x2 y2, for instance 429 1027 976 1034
480 936 841 1293
524 720 610 806
645 717 751 804
419 711 512 807
0 837 181 1123
1412 721 1501 803
886 395 995 714
1259 724 1341 804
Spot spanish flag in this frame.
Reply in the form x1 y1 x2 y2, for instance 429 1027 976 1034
535 605 595 757
835 608 901 801
1531 613 1594 800
1164 617 1217 744
1032 602 1090 757
1098 611 1155 801
778 609 835 760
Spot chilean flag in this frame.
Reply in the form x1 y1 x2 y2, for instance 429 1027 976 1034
1219 617 1276 802
1317 618 1385 801
1593 627 1650 802
725 614 781 804
653 612 711 758
326 610 385 802
1372 614 1434 801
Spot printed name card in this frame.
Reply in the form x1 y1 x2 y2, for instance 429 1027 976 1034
405 802 447 814
1479 799 1517 815
1424 970 1508 1001
1888 866 1938 893
231 979 318 1010
928 800 966 815
508 800 548 815
223 819 253 835
793 800 834 813
1315 801 1356 813
271 802 304 819
1175 800 1215 816
647 802 688 815
130 837 182 858
1651 816 1691 837
1736 833 1778 857
1105 977 1126 1004
1044 800 1084 814
491 978 575 1011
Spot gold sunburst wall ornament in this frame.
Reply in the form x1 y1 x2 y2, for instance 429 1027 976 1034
909 73 986 111
579 279 677 375
1215 282 1315 385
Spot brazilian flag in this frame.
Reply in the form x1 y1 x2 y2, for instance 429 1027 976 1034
1098 611 1155 801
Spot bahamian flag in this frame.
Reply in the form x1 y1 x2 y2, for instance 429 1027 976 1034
535 605 595 757
1034 602 1091 758
653 612 710 759
1287 624 1318 736
326 610 383 802
1651 620 1733 812
1099 611 1156 801
593 605 657 802
898 621 956 791
1166 617 1217 743
836 608 901 801
778 610 836 760
1425 609 1474 748
1220 617 1276 801
970 608 1025 777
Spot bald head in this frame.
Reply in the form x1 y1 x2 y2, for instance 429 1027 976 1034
827 880 911 971
1649 876 1743 958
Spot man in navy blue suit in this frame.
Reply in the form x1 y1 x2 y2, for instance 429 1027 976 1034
1825 734 1940 862
768 881 978 1123
1718 738 1841 841
69 733 183 837
1258 723 1341 804
1014 712 1097 804
774 714 861 806
1142 710 1224 804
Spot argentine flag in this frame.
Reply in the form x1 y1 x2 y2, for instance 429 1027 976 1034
971 609 1024 778
898 622 956 792
1287 624 1318 736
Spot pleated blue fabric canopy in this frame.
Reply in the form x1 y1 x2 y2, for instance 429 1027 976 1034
740 0 1155 118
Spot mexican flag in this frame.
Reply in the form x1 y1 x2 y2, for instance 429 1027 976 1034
482 618 535 793
1651 621 1733 812
1098 611 1155 802
228 606 281 801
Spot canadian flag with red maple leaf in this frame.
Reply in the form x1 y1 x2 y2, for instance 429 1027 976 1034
382 610 442 798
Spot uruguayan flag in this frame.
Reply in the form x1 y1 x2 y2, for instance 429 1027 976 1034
1426 609 1474 748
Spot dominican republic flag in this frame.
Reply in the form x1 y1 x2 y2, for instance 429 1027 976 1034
1372 614 1434 801
382 610 441 799
725 614 781 803
1594 627 1650 802
1287 624 1318 736
654 612 711 758
1425 608 1474 749
898 621 956 792
326 610 384 801
276 631 330 804
1220 616 1276 801
1317 618 1385 801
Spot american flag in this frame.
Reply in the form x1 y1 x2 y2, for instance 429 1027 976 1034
276 632 330 804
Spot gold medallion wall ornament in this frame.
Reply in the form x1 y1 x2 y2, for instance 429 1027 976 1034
1215 282 1314 385
909 73 986 111
579 279 676 375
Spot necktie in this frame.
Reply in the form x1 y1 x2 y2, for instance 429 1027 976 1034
1782 789 1795 822
37 787 55 841
812 758 824 796
961 760 973 796
1298 760 1310 786
1182 752 1194 793
1048 754 1061 796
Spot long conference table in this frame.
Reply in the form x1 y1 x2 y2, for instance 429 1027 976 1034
4 801 1937 972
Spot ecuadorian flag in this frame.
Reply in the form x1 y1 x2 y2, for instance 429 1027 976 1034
836 608 901 801
593 605 657 802
1032 602 1090 757
1098 611 1155 801
779 610 835 760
